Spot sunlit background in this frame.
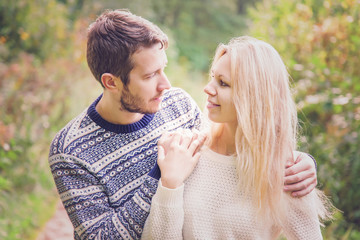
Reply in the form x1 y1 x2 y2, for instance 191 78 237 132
0 0 359 239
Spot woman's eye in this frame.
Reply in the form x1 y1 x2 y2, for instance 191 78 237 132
220 80 228 87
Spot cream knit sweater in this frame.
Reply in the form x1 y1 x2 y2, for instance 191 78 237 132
142 148 323 240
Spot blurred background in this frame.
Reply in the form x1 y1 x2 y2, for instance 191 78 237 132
0 0 359 239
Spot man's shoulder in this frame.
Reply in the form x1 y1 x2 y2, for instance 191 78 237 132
163 87 192 99
162 87 197 108
156 87 203 130
49 108 91 156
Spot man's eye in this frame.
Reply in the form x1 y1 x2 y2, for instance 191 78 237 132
146 73 156 79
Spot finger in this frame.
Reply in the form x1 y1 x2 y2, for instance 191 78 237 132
295 152 317 171
181 129 193 147
199 133 207 144
285 162 293 168
285 160 309 177
163 130 176 142
198 133 207 145
172 131 182 146
184 128 192 136
294 151 303 164
191 129 200 140
285 158 294 169
174 127 184 135
191 151 201 165
157 145 165 162
290 182 317 198
159 131 172 145
285 151 294 168
194 151 201 161
284 176 316 193
192 133 206 153
284 169 314 185
188 139 200 155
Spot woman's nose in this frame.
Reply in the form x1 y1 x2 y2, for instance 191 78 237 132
204 83 216 96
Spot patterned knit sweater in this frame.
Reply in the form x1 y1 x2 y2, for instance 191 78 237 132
142 147 323 240
48 88 202 240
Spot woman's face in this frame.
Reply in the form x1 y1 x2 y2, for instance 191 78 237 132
204 53 237 125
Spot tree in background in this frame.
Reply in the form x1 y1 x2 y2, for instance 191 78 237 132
248 0 360 238
149 0 248 71
0 0 99 239
0 0 69 62
99 0 248 71
2 0 357 239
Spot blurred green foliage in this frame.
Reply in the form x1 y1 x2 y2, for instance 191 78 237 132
248 0 360 238
0 0 68 62
96 0 249 71
0 0 100 239
148 0 247 71
0 0 358 239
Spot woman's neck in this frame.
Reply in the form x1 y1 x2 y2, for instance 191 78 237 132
210 123 237 156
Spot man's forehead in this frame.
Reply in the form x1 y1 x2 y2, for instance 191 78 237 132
132 43 165 57
131 45 167 70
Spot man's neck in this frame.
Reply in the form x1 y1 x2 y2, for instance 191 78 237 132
96 94 144 125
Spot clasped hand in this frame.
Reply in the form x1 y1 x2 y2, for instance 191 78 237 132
157 129 207 189
284 151 318 197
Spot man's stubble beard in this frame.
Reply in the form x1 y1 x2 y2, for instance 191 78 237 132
120 87 158 114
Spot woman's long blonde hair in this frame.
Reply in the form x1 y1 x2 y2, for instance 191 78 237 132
209 36 332 226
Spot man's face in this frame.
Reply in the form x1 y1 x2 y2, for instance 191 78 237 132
120 43 171 114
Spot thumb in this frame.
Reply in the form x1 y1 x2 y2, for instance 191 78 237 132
294 153 302 164
158 145 165 162
285 154 294 169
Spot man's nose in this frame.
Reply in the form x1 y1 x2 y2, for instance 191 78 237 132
158 72 171 91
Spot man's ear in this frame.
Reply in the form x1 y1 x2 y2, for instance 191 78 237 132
101 73 122 91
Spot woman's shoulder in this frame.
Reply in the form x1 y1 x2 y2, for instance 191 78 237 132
200 146 236 164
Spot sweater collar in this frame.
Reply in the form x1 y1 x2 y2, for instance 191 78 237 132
87 94 154 134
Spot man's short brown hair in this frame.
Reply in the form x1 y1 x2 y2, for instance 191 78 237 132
86 9 168 87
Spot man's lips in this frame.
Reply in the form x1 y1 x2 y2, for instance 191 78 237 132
152 95 163 101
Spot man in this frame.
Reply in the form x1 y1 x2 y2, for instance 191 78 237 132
49 9 317 240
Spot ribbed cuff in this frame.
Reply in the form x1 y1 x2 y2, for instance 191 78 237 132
152 180 184 207
148 163 161 180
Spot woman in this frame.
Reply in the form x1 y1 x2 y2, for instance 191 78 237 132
142 36 332 239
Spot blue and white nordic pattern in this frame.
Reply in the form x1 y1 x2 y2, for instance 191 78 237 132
48 88 202 240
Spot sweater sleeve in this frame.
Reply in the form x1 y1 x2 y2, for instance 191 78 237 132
49 153 158 240
282 190 323 240
141 180 185 240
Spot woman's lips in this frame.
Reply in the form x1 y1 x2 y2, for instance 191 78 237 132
207 101 220 109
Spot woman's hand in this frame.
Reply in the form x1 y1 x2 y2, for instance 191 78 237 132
158 129 206 189
284 151 317 197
